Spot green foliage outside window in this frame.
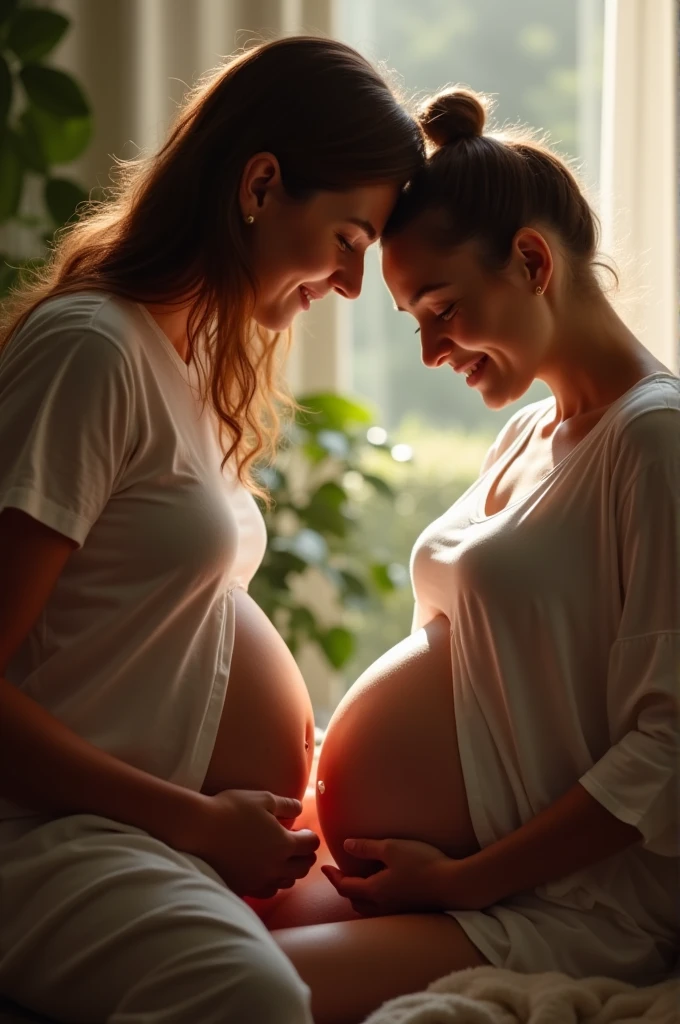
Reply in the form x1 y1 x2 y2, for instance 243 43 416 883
0 0 92 295
250 393 412 672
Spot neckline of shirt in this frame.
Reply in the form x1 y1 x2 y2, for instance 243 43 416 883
473 371 677 522
135 302 195 380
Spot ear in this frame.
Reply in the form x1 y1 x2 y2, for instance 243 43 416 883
512 228 553 293
239 152 282 219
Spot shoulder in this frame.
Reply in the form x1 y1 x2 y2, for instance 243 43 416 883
1 291 146 382
0 292 141 406
608 374 680 470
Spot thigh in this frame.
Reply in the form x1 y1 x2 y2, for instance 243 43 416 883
272 913 489 1024
0 814 311 1024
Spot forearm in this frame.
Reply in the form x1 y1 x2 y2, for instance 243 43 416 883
450 782 642 908
0 676 202 847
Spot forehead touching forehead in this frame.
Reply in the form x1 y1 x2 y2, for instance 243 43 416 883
314 181 400 236
382 218 484 306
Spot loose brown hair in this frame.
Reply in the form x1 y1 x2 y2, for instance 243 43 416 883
384 87 614 290
1 36 424 498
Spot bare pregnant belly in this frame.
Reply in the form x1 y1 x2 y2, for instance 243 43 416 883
316 615 479 875
202 588 315 801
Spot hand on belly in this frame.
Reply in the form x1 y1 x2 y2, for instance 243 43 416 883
202 588 315 801
315 615 479 876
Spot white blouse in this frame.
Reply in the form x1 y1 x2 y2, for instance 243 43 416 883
410 372 679 974
0 292 267 823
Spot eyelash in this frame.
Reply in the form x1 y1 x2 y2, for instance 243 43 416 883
414 303 458 334
337 234 355 253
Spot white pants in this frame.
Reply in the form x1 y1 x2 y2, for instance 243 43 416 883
0 814 313 1024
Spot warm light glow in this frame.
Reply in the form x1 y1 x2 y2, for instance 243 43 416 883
390 443 413 462
366 426 388 445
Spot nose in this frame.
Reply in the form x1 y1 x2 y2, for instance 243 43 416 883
330 252 365 301
420 329 453 369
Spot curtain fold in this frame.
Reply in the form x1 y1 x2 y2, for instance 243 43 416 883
600 0 678 370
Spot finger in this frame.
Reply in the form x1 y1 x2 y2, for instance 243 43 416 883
269 794 303 819
284 853 317 879
350 899 380 917
287 829 321 855
321 865 374 901
344 837 387 861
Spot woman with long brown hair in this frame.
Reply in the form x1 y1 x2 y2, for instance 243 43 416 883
0 36 423 1023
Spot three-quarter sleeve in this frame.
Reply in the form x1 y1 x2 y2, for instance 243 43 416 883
579 427 680 856
0 326 134 547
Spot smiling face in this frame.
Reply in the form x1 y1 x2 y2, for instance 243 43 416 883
381 214 555 409
240 155 400 331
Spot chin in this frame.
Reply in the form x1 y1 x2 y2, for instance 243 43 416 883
481 376 532 410
252 307 295 332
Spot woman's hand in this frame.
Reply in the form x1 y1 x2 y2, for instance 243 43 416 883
321 837 485 916
177 788 320 899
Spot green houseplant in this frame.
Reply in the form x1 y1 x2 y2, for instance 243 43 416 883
0 0 91 295
250 393 408 671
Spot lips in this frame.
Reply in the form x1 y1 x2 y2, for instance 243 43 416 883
452 356 486 375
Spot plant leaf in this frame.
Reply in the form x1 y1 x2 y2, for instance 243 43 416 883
0 54 12 129
0 0 18 31
44 176 87 226
296 392 373 432
319 626 355 669
370 563 397 593
25 103 92 164
361 472 395 498
0 130 23 223
338 570 369 598
20 64 90 118
14 108 46 172
289 606 318 635
8 8 69 62
309 481 347 509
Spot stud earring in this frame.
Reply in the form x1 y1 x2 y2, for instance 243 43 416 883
535 285 543 295
245 215 255 225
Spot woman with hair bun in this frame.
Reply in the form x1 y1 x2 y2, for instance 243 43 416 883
0 36 425 1024
266 88 679 1023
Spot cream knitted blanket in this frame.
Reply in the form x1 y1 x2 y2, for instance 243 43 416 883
362 967 679 1023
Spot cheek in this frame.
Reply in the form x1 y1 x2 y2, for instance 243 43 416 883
278 216 337 279
462 296 527 347
253 223 333 295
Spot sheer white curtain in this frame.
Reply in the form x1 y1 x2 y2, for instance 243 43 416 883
600 0 678 371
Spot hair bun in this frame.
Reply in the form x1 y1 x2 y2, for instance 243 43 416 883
418 88 487 148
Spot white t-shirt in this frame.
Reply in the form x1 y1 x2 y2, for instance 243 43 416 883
0 291 267 821
411 373 679 953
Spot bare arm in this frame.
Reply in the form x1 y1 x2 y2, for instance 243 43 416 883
0 508 202 849
444 781 642 908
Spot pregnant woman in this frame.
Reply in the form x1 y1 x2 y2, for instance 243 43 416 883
0 37 424 1024
265 90 680 1024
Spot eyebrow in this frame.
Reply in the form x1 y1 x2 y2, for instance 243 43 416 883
346 217 377 241
395 282 450 312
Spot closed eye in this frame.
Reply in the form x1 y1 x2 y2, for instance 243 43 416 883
337 234 355 253
414 302 459 334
